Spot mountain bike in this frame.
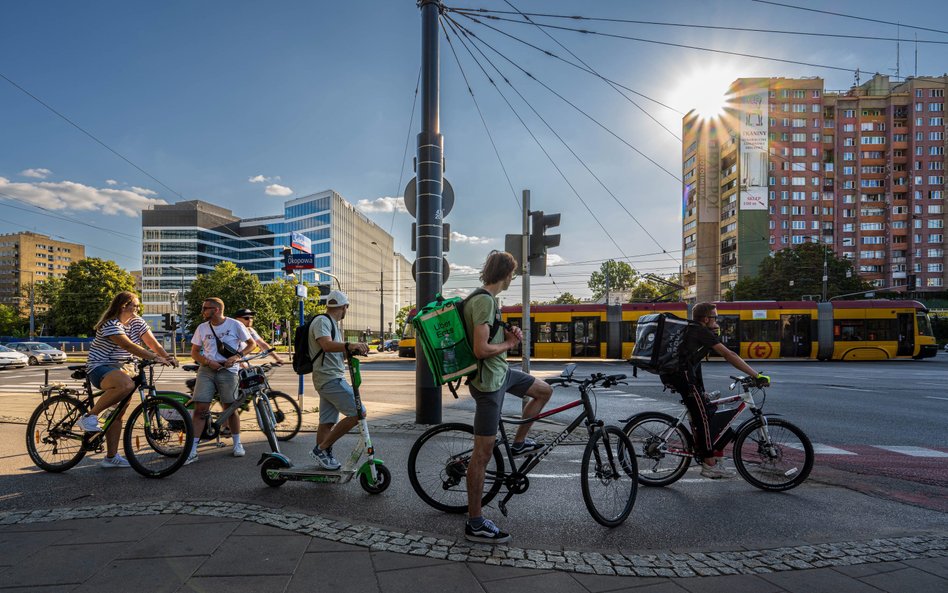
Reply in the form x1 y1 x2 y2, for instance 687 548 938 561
622 375 814 492
408 364 638 528
26 360 193 478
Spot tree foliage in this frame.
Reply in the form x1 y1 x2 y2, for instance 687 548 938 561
394 305 413 336
629 273 684 302
184 262 263 332
724 243 871 301
0 304 23 336
550 292 581 304
53 258 137 336
588 260 637 300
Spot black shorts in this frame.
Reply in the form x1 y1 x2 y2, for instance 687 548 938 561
469 369 535 436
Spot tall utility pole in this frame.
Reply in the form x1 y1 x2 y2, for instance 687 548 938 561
371 241 385 339
521 190 531 373
821 247 829 302
416 0 444 424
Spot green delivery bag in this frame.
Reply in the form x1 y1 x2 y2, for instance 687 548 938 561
412 295 478 386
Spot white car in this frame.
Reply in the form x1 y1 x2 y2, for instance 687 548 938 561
5 342 67 366
0 344 29 369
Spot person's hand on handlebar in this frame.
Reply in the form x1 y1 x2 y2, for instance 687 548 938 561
346 342 370 356
754 373 771 388
151 354 177 367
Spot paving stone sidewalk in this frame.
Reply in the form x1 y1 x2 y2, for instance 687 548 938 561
1 501 945 592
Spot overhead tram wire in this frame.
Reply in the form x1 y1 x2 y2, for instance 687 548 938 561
440 15 522 213
751 0 948 36
449 6 948 44
447 15 681 265
390 66 422 235
441 18 634 265
501 0 680 142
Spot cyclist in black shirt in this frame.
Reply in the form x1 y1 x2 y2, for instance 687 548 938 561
660 302 770 479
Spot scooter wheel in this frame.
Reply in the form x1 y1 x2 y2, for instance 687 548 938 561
359 464 391 495
261 457 289 488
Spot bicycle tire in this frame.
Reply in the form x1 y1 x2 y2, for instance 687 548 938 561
123 396 194 479
147 392 193 456
622 412 693 487
581 425 638 528
407 422 504 514
268 391 302 441
732 417 813 492
26 395 88 472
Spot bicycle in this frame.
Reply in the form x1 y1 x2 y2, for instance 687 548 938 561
26 360 194 478
178 351 302 444
408 364 638 528
622 375 814 492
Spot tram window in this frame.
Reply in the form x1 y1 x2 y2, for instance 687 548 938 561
917 313 934 337
835 320 865 341
536 322 569 343
865 319 897 341
622 321 636 342
740 320 780 342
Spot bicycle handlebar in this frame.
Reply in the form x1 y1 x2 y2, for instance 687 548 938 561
549 371 627 388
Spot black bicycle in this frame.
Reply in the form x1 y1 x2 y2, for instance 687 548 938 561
26 360 194 478
408 364 638 528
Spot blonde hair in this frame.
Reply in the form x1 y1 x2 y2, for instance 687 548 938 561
94 291 139 331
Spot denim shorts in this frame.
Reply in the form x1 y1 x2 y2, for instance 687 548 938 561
316 378 365 425
469 369 535 436
192 365 240 404
87 363 127 390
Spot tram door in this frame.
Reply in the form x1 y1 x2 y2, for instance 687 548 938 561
896 313 915 357
780 314 812 357
572 317 599 357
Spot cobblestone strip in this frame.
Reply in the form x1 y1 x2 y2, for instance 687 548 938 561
1 501 945 577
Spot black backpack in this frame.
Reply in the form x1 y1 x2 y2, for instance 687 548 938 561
291 313 335 375
628 313 699 377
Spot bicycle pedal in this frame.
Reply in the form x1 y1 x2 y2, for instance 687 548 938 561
215 442 226 448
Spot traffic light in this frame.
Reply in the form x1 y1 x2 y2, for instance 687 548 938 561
281 246 292 274
907 273 917 291
529 210 561 277
162 312 173 331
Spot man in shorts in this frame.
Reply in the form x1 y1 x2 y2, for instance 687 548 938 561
308 290 369 470
462 251 553 544
187 298 254 463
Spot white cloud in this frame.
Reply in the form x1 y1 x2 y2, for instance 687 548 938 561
265 183 293 196
248 175 268 183
546 253 566 266
105 179 118 185
355 196 407 214
20 168 51 179
449 262 480 276
129 186 157 196
0 176 166 217
451 231 492 245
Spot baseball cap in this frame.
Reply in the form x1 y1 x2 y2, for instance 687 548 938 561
324 290 350 308
233 308 255 318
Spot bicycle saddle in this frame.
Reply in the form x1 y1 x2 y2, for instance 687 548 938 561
68 365 86 371
182 364 199 372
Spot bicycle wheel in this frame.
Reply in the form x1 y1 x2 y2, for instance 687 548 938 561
26 395 88 472
268 391 301 441
581 425 638 528
623 412 693 487
732 417 813 492
407 423 504 514
124 396 193 479
148 392 193 456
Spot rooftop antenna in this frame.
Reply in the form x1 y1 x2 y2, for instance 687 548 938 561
854 68 861 87
914 33 918 78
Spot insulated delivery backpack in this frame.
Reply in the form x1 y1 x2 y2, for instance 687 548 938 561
292 313 335 375
628 312 698 377
412 289 504 397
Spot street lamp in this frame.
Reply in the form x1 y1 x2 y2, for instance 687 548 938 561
371 241 384 340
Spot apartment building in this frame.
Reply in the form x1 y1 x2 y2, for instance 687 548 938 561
0 232 85 316
682 74 947 302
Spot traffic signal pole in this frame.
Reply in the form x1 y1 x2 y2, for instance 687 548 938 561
521 190 531 373
415 0 444 424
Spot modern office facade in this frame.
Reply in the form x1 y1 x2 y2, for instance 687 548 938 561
0 232 85 317
141 190 413 336
682 74 947 302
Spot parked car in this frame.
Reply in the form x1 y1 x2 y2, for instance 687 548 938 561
0 344 29 369
377 339 400 352
5 342 67 365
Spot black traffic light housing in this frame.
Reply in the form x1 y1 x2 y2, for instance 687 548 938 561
529 210 561 277
907 273 917 291
162 312 173 331
281 246 292 274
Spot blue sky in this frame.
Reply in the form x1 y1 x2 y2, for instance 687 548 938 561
2 0 945 300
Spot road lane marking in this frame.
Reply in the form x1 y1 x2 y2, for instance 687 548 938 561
787 443 856 455
873 446 948 458
925 396 948 401
824 385 874 392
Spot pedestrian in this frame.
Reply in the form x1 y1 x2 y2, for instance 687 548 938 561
186 298 254 464
81 291 176 468
233 308 285 366
661 302 770 479
462 250 553 544
308 290 370 470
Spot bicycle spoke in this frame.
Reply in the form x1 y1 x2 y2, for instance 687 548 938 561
624 413 691 487
733 419 813 491
581 426 637 527
124 398 192 478
27 395 87 472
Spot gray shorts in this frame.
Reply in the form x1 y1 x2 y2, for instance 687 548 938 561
192 365 240 404
316 378 365 425
469 369 536 436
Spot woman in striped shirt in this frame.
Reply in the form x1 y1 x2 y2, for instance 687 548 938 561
80 291 176 468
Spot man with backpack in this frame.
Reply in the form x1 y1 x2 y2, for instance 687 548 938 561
461 250 553 544
661 302 769 479
304 290 369 470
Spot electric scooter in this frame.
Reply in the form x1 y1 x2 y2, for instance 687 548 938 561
257 350 391 494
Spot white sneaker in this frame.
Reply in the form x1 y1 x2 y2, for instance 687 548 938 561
100 454 131 469
700 461 736 480
185 450 198 465
233 443 246 457
79 414 101 433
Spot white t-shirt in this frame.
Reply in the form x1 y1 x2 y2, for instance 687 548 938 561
191 317 252 373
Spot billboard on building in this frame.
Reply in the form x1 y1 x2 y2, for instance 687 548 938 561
739 84 769 210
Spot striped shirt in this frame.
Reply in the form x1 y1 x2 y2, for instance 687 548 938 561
87 317 151 370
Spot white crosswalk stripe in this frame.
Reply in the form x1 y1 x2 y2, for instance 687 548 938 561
806 443 857 456
872 446 948 458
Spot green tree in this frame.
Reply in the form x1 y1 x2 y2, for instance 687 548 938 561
629 273 684 302
53 259 137 336
34 276 64 334
550 292 581 304
0 304 23 336
588 260 636 300
184 262 264 331
724 242 870 301
394 305 413 336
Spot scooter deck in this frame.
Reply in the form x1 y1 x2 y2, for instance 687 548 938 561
273 465 355 484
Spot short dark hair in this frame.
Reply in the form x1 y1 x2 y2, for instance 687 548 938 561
480 251 518 285
692 302 716 320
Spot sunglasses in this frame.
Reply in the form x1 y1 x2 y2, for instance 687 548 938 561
240 316 254 320
201 306 219 311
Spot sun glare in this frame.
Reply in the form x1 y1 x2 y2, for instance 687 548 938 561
676 65 738 120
